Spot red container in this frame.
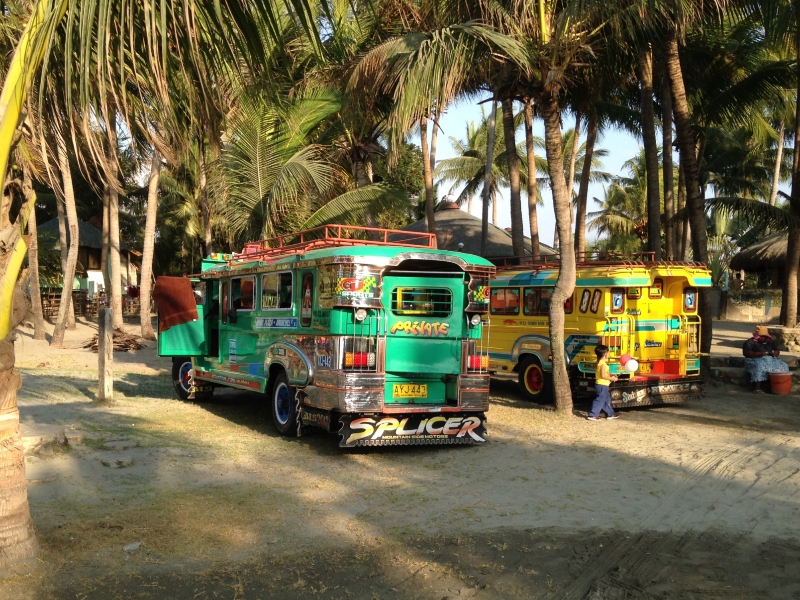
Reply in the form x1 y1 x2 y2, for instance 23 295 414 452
769 372 793 395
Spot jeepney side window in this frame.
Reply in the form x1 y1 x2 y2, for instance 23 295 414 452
684 287 697 313
231 276 255 310
564 293 573 314
540 288 553 314
611 287 624 314
523 287 553 316
579 289 591 313
261 272 293 310
221 282 228 324
523 288 539 315
300 272 313 327
590 289 602 313
490 287 519 315
278 273 293 309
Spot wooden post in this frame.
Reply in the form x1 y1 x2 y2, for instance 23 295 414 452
98 308 113 401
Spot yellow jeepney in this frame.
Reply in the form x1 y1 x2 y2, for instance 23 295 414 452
485 255 712 406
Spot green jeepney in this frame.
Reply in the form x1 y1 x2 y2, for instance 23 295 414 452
153 226 495 447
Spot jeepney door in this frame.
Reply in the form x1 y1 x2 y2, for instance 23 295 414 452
219 275 259 370
383 275 464 405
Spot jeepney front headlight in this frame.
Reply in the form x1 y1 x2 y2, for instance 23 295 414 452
470 314 482 326
354 308 367 322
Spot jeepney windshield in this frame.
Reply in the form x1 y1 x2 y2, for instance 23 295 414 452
391 287 452 317
192 281 206 305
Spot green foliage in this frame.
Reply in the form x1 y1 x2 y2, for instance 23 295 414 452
31 232 64 287
375 142 424 200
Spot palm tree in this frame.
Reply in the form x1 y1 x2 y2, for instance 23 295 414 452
522 98 541 257
638 44 663 259
49 131 80 347
434 107 518 226
139 150 161 340
0 0 342 569
588 150 653 249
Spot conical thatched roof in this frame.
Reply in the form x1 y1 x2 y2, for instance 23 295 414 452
400 203 556 258
729 231 787 272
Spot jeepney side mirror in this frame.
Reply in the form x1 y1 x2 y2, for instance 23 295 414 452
227 308 237 324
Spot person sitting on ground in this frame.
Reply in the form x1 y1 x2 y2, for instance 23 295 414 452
742 325 790 393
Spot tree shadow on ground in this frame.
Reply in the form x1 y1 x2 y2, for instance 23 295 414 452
10 372 800 600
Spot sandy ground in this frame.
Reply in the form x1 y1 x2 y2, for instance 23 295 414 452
4 317 800 599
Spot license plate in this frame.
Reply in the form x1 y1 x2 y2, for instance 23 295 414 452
639 363 652 373
393 384 428 398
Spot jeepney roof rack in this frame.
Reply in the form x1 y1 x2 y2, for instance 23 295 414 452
491 251 708 271
228 225 436 265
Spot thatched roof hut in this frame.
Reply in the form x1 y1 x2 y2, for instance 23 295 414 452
400 203 556 259
729 231 787 272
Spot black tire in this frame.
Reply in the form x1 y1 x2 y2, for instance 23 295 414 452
172 357 194 401
518 355 553 403
271 370 298 436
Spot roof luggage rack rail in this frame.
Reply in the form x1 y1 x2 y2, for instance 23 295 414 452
492 251 707 271
228 225 437 265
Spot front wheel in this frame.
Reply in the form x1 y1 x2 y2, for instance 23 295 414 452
271 370 298 436
518 356 553 403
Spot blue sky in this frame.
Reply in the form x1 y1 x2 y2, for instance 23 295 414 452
432 98 653 247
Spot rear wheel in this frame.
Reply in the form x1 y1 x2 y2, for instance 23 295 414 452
271 370 298 436
171 357 214 402
518 356 553 403
172 357 194 400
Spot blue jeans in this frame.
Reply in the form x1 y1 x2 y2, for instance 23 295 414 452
589 384 615 417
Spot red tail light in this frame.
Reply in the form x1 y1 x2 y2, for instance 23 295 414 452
345 352 376 368
468 355 489 370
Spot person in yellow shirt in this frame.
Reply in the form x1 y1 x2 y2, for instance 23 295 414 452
588 344 619 421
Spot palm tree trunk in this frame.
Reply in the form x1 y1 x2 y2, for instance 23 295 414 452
770 121 785 207
501 98 525 257
430 108 439 172
574 112 597 257
140 151 161 341
51 136 80 346
0 225 38 569
677 161 686 258
21 170 46 340
106 122 124 329
524 99 540 259
481 99 497 256
492 189 498 226
639 46 662 260
782 56 800 327
420 116 436 235
101 184 110 294
54 183 75 329
541 91 576 413
195 138 212 255
666 34 711 354
662 74 675 259
567 111 581 197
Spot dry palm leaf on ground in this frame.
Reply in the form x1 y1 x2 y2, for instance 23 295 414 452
78 328 146 352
